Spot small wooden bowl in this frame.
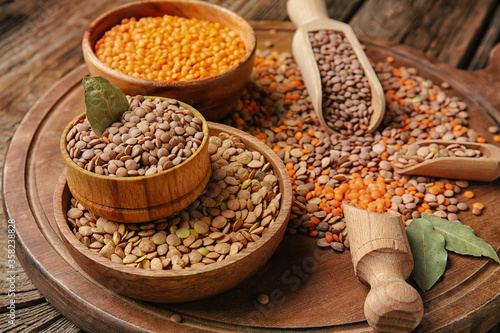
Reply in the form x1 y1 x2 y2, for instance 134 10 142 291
82 0 256 121
54 122 292 303
60 97 211 223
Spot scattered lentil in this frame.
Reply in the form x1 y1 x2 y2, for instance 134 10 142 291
256 293 270 305
472 202 484 210
472 207 482 216
223 48 493 250
464 191 475 199
488 126 499 134
170 314 182 323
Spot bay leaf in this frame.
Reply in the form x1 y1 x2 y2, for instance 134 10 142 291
83 76 129 137
422 213 500 264
406 218 448 291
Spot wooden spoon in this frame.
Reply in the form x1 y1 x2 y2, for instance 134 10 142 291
394 140 500 182
343 202 423 333
286 0 385 135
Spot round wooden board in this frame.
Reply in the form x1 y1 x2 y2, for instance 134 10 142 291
3 22 500 333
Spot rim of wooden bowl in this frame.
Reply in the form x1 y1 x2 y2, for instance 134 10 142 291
54 122 292 299
60 97 209 183
82 0 257 89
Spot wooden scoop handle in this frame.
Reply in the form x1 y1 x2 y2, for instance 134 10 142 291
343 203 423 332
363 262 424 332
287 0 329 27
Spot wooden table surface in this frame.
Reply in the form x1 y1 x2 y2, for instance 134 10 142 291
1 0 500 332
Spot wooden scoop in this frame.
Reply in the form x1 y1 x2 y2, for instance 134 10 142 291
343 202 423 332
286 0 385 135
394 140 500 182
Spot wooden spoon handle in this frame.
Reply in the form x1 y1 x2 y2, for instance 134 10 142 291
364 271 423 332
286 0 329 27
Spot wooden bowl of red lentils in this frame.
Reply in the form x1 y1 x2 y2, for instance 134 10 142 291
54 122 292 303
82 0 256 121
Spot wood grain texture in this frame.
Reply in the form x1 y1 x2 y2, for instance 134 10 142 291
469 2 500 70
2 23 499 333
349 0 498 69
0 302 63 332
1 0 500 331
468 43 500 126
343 203 423 333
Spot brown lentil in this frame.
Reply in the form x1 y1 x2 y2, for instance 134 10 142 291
472 207 482 216
170 314 182 323
256 293 270 305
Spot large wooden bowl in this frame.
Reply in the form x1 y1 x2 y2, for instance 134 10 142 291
54 122 292 303
60 97 211 223
82 0 256 121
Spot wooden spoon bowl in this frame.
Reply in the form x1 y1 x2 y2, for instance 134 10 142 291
287 0 385 135
60 97 211 223
82 0 256 121
54 122 292 303
394 140 500 181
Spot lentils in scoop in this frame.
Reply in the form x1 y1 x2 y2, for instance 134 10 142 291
395 142 485 169
65 96 204 177
309 30 373 136
66 132 282 269
94 15 246 81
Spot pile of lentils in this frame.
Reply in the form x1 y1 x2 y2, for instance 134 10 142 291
222 48 498 252
65 96 204 177
66 132 282 269
309 30 373 136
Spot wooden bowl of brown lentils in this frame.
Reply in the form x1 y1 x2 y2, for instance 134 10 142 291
82 0 256 121
55 122 292 303
60 96 211 223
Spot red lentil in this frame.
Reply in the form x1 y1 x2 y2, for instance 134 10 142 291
472 202 484 210
464 191 475 199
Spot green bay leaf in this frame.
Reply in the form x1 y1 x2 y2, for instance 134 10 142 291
83 76 129 137
406 218 448 291
422 213 500 264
